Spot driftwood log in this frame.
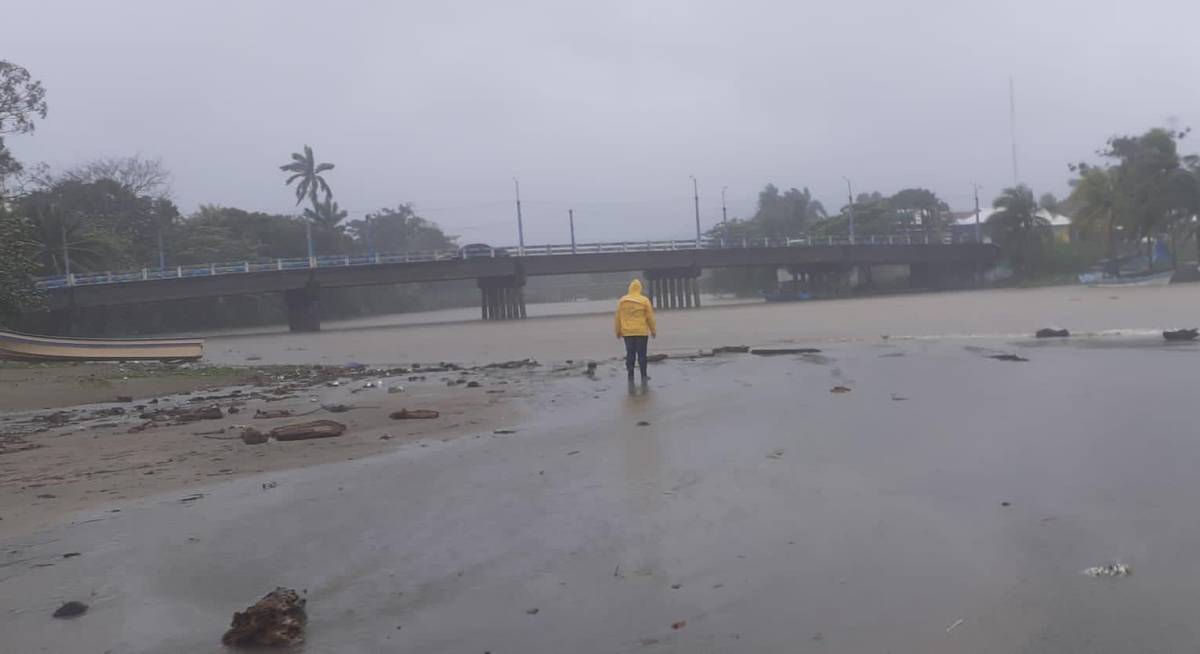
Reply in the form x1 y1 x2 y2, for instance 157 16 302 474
390 409 439 420
269 420 346 442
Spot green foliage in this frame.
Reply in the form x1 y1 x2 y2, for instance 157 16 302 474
987 185 1050 276
0 60 47 136
345 205 457 253
0 205 42 323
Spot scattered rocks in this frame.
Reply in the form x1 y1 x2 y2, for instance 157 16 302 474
1083 562 1131 577
482 358 539 369
988 354 1029 362
466 381 482 388
270 420 347 442
254 409 292 419
52 601 89 619
240 427 268 445
115 395 134 403
1035 328 1070 338
1163 328 1199 341
390 409 439 420
175 406 223 423
221 587 308 647
712 345 750 354
387 386 405 394
830 386 852 394
750 348 822 355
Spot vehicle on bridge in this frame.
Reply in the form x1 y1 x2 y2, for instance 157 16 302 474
458 243 510 259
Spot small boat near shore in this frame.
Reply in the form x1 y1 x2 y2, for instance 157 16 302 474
0 330 204 362
1078 270 1174 287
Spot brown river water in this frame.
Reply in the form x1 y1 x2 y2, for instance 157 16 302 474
5 284 1200 653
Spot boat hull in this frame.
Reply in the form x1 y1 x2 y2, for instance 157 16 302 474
0 330 204 362
1080 270 1174 287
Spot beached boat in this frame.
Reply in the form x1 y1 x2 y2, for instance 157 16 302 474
762 290 812 302
1079 270 1174 287
0 330 204 362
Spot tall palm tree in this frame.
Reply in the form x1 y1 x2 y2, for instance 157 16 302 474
987 185 1049 276
279 145 334 208
1069 166 1122 270
303 196 348 231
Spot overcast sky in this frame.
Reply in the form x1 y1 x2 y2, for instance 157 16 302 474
6 0 1199 245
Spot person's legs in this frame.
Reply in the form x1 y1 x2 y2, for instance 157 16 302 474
624 336 637 377
636 336 649 378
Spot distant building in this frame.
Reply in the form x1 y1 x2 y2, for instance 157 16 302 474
951 207 1073 244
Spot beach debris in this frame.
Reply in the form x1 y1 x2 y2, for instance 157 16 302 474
1083 562 1131 577
36 493 57 499
494 429 517 434
671 620 687 630
175 406 223 422
115 395 134 403
390 409 439 420
585 361 598 376
637 420 651 426
483 358 539 369
270 420 346 442
566 450 581 456
262 481 277 490
52 601 89 619
388 386 405 394
647 354 668 363
322 404 353 413
379 433 392 440
767 448 785 459
946 618 964 633
62 552 81 559
830 386 852 394
751 348 822 355
179 493 206 503
241 427 268 445
1035 328 1070 338
221 587 307 647
254 409 292 419
670 583 681 589
712 345 750 354
466 381 482 388
890 393 908 401
1163 328 1199 341
1001 501 1011 507
988 354 1029 362
526 608 540 615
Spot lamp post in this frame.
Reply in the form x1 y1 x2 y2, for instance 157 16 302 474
690 175 701 244
513 177 525 255
842 177 856 243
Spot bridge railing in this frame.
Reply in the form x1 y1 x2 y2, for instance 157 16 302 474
33 232 966 289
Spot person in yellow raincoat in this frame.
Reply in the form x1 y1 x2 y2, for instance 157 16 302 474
615 279 657 380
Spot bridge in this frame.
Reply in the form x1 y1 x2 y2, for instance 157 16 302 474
35 235 1000 332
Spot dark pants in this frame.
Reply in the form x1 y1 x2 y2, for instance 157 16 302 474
624 336 649 376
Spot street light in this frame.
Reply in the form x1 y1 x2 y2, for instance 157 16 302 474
513 177 525 256
842 177 856 243
690 175 701 244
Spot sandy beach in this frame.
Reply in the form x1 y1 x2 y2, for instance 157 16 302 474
5 284 1200 653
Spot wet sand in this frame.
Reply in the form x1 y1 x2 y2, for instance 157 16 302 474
5 285 1200 652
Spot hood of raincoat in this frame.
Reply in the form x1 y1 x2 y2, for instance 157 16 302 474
621 279 649 303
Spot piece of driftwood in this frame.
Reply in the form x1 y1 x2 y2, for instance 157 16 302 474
269 420 346 442
389 409 439 420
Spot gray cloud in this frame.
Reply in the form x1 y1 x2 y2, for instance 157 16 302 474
7 0 1199 245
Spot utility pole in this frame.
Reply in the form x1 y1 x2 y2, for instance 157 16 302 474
972 183 983 243
1009 76 1020 185
157 225 166 269
513 178 525 255
568 208 576 254
61 222 71 276
842 177 856 242
305 220 314 265
690 175 701 244
720 185 729 244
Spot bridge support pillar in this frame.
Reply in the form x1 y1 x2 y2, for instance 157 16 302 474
644 267 701 310
478 275 526 321
284 282 321 332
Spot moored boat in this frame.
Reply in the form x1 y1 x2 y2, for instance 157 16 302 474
1079 270 1174 287
0 330 204 362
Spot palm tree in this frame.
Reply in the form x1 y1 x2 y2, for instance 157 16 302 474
280 145 335 260
303 196 348 231
280 145 334 208
987 185 1049 276
1069 166 1123 271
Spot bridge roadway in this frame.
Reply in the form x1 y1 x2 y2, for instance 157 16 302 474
39 238 1000 332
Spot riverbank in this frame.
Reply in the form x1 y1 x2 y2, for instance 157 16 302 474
0 359 583 536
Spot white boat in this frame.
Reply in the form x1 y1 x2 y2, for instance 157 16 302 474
0 330 204 362
1080 270 1174 287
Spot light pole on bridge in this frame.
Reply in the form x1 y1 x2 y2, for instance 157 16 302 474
690 175 701 245
842 176 856 243
513 178 525 256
